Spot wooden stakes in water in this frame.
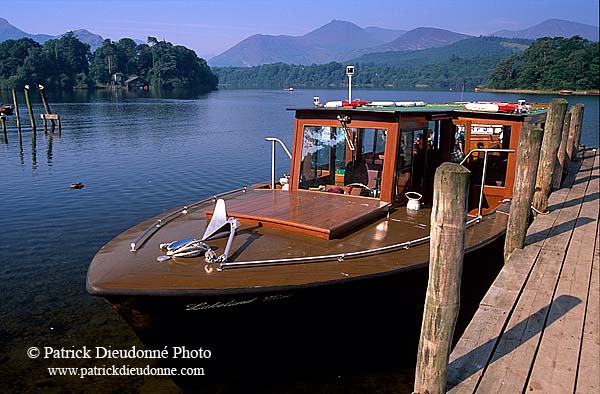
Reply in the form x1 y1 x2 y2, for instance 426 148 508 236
11 88 21 133
532 98 568 214
24 85 36 132
1 114 7 143
37 84 56 132
414 162 470 394
504 125 544 262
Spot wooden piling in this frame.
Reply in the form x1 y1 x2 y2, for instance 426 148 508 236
504 125 543 262
11 88 21 133
24 85 36 132
566 104 584 161
414 162 470 394
552 109 571 189
532 98 568 214
1 114 7 143
38 84 55 130
560 113 571 177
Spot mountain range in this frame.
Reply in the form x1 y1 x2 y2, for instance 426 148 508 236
0 17 140 51
210 18 599 67
1 16 598 67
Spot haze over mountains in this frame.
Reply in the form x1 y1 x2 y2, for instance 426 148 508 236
1 16 598 67
210 18 599 67
0 17 138 51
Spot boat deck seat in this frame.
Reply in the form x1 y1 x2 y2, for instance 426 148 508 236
205 189 391 239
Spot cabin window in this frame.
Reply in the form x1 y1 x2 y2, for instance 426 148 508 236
299 125 386 197
463 124 512 187
451 125 466 162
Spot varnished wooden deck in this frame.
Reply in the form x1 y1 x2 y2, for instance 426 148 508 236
206 189 391 239
447 148 599 394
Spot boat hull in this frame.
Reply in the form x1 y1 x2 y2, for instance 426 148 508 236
103 237 505 384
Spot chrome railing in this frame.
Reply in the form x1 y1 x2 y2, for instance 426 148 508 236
129 187 247 252
460 148 514 218
216 216 483 270
266 137 292 189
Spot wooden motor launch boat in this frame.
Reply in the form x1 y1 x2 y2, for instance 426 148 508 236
87 97 548 380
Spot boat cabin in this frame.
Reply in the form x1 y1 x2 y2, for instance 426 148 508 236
283 103 547 214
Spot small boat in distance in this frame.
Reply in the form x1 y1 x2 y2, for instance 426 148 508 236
0 104 13 115
87 92 548 380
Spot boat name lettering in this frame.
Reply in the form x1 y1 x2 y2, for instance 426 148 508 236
185 294 293 311
186 298 259 310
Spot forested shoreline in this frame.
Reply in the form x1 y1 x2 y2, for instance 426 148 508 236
1 34 597 93
0 32 218 91
214 36 598 91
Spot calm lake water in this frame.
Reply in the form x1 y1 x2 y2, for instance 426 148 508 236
1 88 598 393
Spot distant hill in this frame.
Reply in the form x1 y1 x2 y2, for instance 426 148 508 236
352 36 530 66
0 17 53 43
210 21 472 66
210 20 390 66
493 19 599 41
374 27 471 52
363 27 406 43
0 17 137 52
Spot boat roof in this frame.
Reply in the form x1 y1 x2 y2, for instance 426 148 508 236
289 103 548 118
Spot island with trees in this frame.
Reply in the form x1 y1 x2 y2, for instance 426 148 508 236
0 32 218 92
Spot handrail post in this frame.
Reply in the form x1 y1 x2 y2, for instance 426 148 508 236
265 137 292 190
478 151 489 218
271 139 276 189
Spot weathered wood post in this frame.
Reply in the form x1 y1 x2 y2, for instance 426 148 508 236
552 108 571 189
1 114 7 143
11 88 21 133
38 84 55 131
560 113 571 177
504 125 544 262
565 103 584 161
532 98 567 214
414 162 470 394
24 85 36 132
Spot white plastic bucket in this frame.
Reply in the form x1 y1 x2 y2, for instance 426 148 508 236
405 192 422 211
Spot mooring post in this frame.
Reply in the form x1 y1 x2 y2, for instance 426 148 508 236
24 85 36 132
566 103 584 161
11 88 21 133
414 162 470 394
552 107 571 189
532 98 567 214
504 125 543 262
560 112 571 177
38 84 55 131
1 114 7 143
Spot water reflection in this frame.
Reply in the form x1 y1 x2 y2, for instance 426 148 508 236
0 89 597 394
46 132 54 166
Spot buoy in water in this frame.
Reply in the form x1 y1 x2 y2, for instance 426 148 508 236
70 182 84 189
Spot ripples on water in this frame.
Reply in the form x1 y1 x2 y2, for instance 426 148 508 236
0 89 597 393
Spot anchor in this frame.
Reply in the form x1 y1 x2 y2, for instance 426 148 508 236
157 199 240 263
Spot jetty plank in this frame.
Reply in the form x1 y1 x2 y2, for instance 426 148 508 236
447 245 541 393
448 149 598 394
574 154 599 394
526 153 598 393
474 248 566 394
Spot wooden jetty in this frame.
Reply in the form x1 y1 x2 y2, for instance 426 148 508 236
447 147 599 393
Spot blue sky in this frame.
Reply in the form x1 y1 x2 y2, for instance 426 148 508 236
2 0 598 58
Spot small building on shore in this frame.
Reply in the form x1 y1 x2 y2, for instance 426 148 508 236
124 76 149 90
